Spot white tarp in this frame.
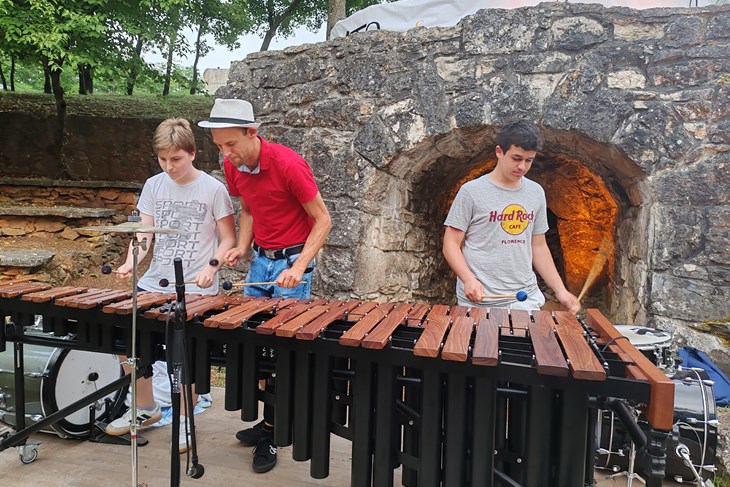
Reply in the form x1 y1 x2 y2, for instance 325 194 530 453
330 0 727 38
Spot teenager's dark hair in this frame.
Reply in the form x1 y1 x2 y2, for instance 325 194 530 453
495 119 543 152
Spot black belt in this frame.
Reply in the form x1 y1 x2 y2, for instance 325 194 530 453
252 243 305 260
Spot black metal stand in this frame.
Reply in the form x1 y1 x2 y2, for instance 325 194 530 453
168 257 204 487
0 360 150 452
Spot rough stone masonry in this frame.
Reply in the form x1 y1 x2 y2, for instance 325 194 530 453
218 1 729 372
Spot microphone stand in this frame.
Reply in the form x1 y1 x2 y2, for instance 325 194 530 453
169 257 204 487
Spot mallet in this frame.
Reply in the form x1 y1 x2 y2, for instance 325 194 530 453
101 264 124 275
481 291 528 302
158 278 197 288
222 280 307 291
577 238 612 302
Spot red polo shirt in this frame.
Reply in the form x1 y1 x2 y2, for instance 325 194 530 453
223 137 319 249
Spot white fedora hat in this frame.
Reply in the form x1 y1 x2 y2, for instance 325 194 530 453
198 99 261 129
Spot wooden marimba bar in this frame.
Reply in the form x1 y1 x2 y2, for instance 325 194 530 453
0 282 674 487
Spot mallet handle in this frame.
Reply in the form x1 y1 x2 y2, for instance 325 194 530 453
228 280 305 288
481 294 517 300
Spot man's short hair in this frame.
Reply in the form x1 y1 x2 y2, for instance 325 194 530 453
495 119 543 153
153 118 196 154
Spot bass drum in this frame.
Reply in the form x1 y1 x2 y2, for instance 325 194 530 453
596 368 717 483
0 341 125 438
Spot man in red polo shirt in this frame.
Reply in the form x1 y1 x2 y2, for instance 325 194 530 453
199 98 332 473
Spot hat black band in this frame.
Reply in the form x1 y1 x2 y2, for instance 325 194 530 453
207 117 256 124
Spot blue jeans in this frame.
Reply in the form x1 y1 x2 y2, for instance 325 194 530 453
244 253 313 298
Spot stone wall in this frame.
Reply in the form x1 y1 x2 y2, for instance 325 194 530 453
218 3 730 365
0 113 221 184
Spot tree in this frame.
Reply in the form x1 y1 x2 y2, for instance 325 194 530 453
0 0 108 172
327 0 345 38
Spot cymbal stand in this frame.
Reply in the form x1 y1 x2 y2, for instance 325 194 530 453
127 227 146 487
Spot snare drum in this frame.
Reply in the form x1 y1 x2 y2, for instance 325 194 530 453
0 341 124 438
615 324 676 371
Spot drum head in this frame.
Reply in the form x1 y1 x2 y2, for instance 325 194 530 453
42 350 123 437
615 325 672 349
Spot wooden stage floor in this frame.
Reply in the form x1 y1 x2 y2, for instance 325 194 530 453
0 387 685 486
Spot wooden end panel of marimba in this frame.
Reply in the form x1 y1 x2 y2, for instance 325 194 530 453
361 303 412 349
585 308 675 430
255 300 319 335
296 301 360 340
413 314 450 358
338 303 393 347
442 316 474 362
553 311 606 381
529 311 569 377
0 282 52 298
472 316 499 366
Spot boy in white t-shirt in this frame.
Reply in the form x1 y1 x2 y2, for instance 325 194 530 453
105 118 236 452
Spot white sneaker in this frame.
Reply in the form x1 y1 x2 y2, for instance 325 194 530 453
178 416 191 454
105 402 162 436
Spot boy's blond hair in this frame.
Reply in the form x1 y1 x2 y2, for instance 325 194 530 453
153 118 196 154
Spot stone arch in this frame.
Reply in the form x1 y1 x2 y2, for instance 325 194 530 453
352 121 649 320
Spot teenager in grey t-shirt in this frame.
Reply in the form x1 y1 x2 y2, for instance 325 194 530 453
444 175 548 309
442 119 579 313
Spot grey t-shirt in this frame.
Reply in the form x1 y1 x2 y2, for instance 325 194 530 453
444 175 548 309
137 171 234 294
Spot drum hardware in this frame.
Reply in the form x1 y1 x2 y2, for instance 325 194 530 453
675 443 715 486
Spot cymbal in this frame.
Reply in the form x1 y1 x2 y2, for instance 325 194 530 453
78 222 188 235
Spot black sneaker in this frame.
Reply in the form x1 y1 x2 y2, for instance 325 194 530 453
252 436 277 473
235 420 272 446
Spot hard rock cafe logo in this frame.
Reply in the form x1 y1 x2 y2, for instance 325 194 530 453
489 204 534 235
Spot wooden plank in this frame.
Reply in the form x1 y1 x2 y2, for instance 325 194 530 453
344 300 376 319
63 289 133 309
449 305 470 318
528 311 569 377
490 307 511 336
275 304 330 337
202 297 269 328
509 309 530 338
553 311 606 381
21 286 86 303
255 299 321 335
296 301 361 340
219 298 287 329
469 307 487 321
585 308 675 430
101 292 173 315
338 303 395 347
441 316 474 362
0 282 51 298
361 303 412 349
411 303 456 358
413 315 450 358
472 316 499 366
404 303 429 326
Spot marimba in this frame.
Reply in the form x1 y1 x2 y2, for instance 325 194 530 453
0 283 674 487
